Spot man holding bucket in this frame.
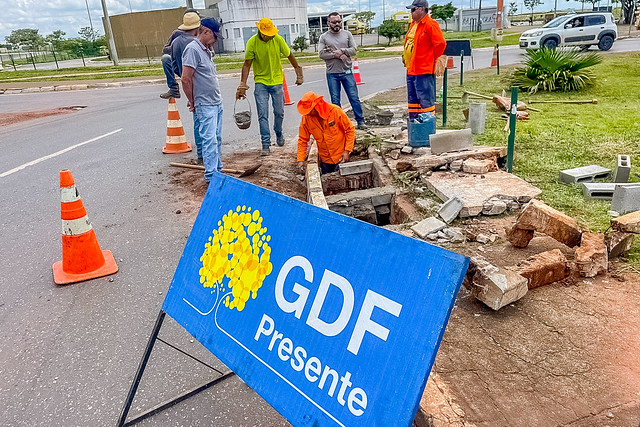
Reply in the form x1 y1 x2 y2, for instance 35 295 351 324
181 18 223 183
236 18 304 156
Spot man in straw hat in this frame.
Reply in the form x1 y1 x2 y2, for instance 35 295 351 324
236 17 304 156
181 18 223 183
296 91 355 175
160 10 201 99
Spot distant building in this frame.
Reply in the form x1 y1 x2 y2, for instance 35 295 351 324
210 0 308 52
434 7 510 31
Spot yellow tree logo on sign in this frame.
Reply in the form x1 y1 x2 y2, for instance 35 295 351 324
199 205 273 311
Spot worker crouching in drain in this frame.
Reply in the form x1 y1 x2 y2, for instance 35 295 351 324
296 92 355 175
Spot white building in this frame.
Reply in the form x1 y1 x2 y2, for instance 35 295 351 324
435 7 510 32
206 0 308 52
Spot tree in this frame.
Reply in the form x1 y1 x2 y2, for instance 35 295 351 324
354 11 376 33
78 26 101 42
621 0 635 23
45 30 66 50
378 19 405 45
6 28 44 51
292 36 308 52
508 1 518 16
430 2 457 31
523 0 543 20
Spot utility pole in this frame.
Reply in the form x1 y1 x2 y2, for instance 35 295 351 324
100 0 119 65
84 0 95 40
477 0 483 31
186 0 194 9
554 0 558 17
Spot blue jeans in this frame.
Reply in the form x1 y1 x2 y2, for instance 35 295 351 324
326 72 364 123
407 74 436 120
195 104 223 182
192 112 203 160
161 54 179 93
254 83 284 149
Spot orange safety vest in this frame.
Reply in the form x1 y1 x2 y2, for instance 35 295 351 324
297 102 355 164
404 14 446 75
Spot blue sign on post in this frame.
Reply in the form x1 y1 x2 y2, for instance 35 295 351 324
162 173 469 427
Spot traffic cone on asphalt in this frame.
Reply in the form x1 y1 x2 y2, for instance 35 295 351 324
283 74 294 106
490 47 498 67
446 56 454 69
353 58 364 85
52 170 118 285
162 98 192 154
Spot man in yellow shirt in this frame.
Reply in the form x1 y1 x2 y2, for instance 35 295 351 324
236 18 304 156
297 92 355 175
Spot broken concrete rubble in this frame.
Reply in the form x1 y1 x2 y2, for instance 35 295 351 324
482 197 507 216
463 256 529 310
516 249 570 289
611 210 640 233
575 233 608 278
606 231 635 258
508 199 582 248
411 217 447 239
462 158 498 174
437 196 464 224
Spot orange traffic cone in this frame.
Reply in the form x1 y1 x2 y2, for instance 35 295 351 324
162 98 192 154
446 56 454 69
490 47 498 67
283 74 294 106
353 58 364 85
52 170 118 285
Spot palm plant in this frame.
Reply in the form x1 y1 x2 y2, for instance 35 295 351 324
512 48 602 93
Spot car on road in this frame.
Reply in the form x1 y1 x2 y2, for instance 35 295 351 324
519 12 617 51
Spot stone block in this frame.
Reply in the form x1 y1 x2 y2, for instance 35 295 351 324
559 165 611 185
611 210 640 234
463 157 497 174
611 183 640 214
508 199 581 248
401 145 413 154
54 85 71 91
71 84 88 91
437 197 463 224
411 217 447 239
449 159 463 171
40 86 54 92
613 154 631 183
606 231 635 258
4 89 22 94
507 227 535 247
516 249 569 289
429 128 474 155
582 182 616 200
463 257 528 310
340 159 373 176
575 233 608 278
371 192 393 207
21 87 40 93
482 198 507 216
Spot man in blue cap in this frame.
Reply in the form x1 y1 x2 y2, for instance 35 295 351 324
181 18 224 183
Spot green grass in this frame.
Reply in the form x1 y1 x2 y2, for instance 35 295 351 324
441 52 640 265
443 30 522 48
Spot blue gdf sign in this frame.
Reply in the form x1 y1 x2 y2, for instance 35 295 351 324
162 173 469 427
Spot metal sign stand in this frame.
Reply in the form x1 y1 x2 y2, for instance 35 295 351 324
117 310 235 427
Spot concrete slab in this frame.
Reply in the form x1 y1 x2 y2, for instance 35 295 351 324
611 183 640 214
614 154 631 183
325 186 396 207
425 170 542 217
429 128 474 154
386 146 507 171
559 165 611 185
411 217 447 239
437 196 464 223
339 159 373 176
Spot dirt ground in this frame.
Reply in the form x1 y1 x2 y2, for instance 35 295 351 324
165 89 640 426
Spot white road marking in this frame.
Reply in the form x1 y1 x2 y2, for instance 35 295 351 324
0 128 123 178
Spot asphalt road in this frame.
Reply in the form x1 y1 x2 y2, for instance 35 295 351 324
1 39 638 425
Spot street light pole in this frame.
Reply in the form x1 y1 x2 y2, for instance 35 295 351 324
84 0 95 40
100 0 119 65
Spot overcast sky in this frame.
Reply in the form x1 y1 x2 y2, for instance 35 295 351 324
0 0 593 42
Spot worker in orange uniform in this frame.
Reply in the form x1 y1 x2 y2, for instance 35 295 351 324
296 92 355 175
403 0 447 120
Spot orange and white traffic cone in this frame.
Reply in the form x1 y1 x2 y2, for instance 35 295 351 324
353 58 364 85
162 98 192 154
52 170 118 285
283 74 294 106
490 47 498 67
446 56 455 69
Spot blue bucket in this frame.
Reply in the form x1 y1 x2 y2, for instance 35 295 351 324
408 113 436 147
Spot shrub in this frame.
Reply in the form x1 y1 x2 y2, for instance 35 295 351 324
512 48 602 93
292 36 309 52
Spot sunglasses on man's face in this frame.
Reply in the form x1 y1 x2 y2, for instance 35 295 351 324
329 20 342 24
411 6 423 12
